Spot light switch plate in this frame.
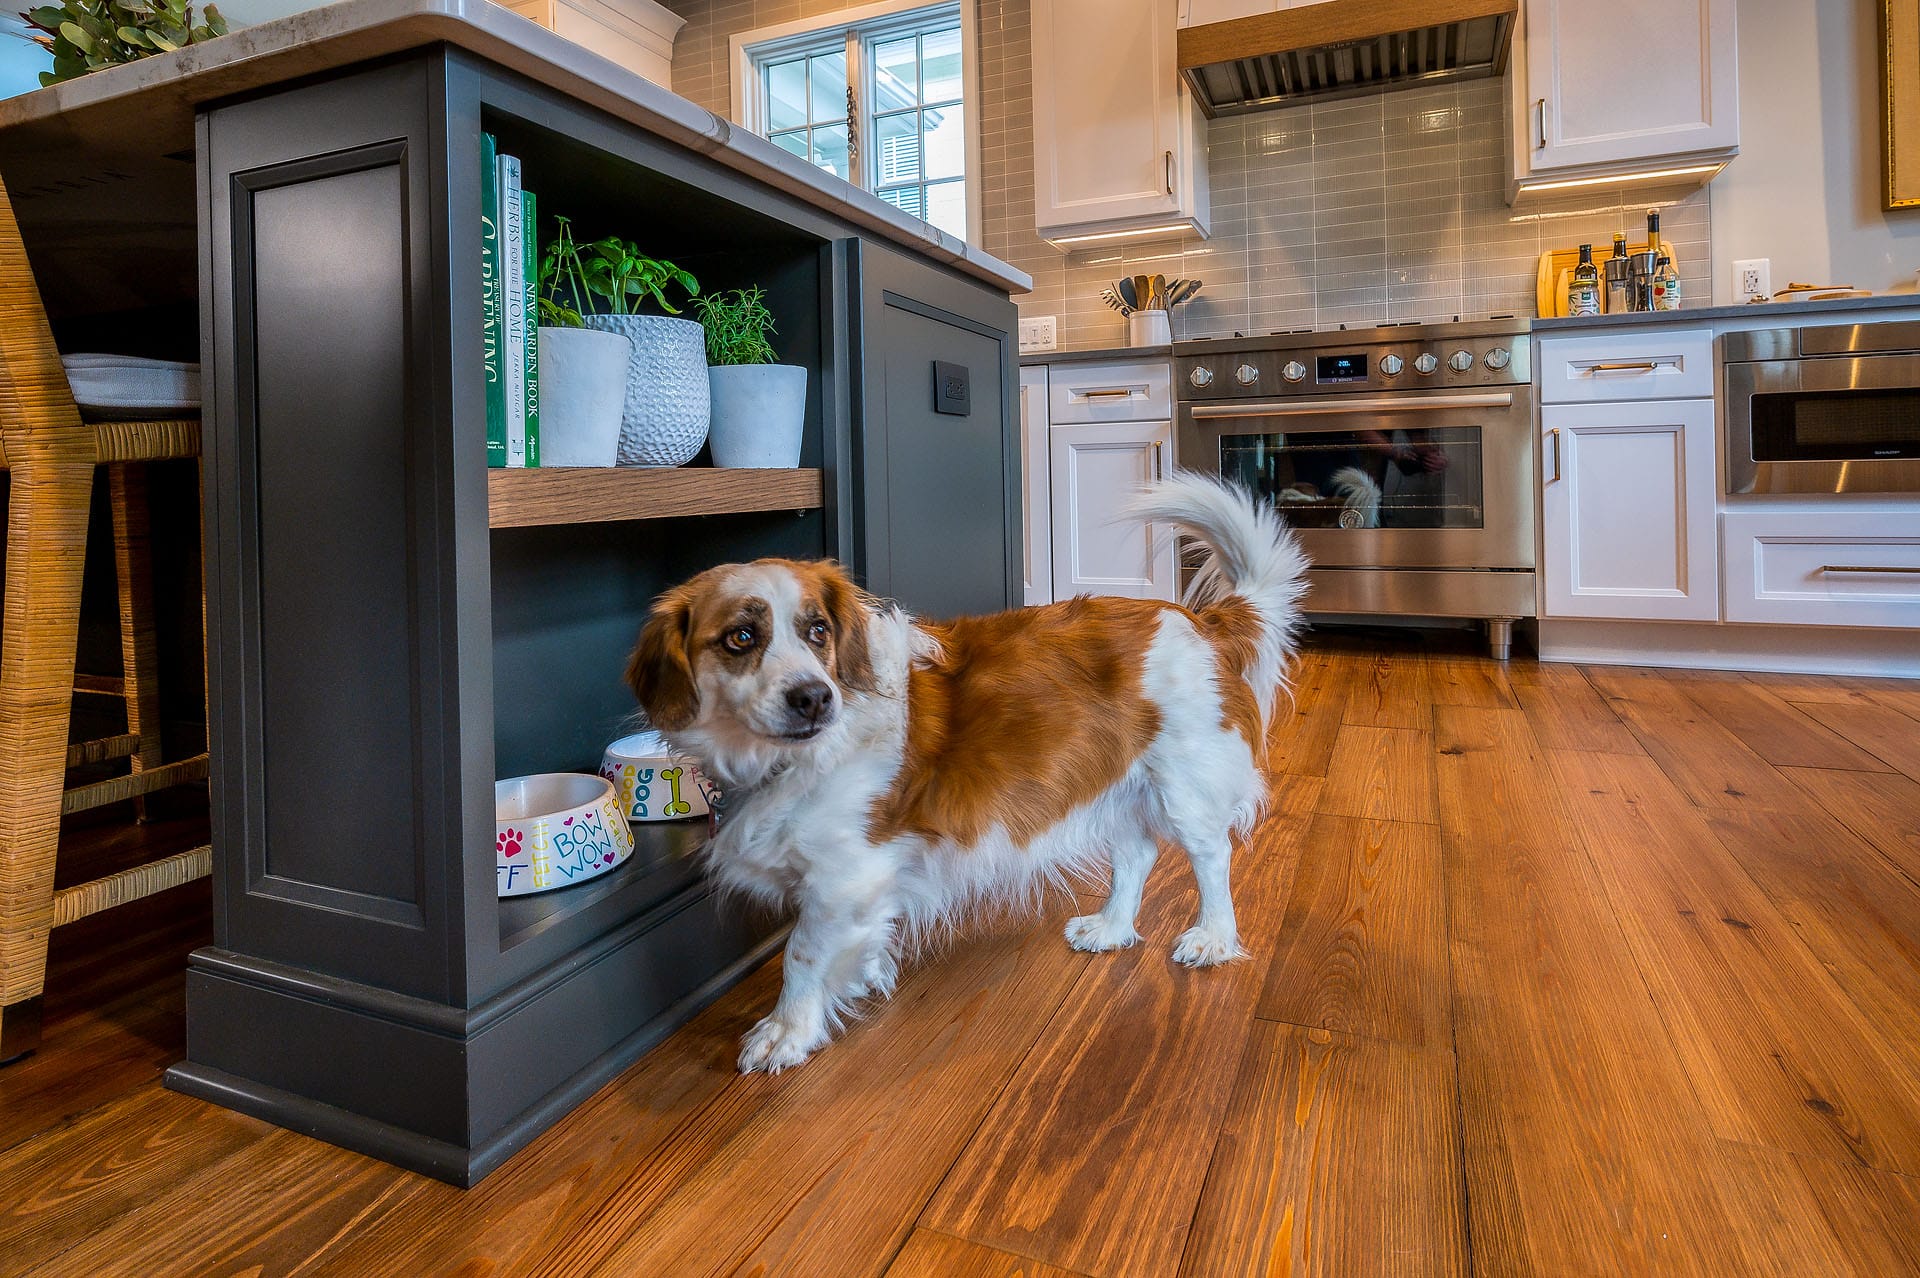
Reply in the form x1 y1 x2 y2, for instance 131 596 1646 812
1733 258 1771 303
1018 315 1058 352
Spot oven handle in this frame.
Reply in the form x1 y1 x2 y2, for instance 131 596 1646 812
1188 392 1515 420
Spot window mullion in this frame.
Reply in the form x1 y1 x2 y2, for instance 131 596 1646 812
844 29 867 193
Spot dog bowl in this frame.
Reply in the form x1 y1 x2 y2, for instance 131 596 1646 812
495 772 634 898
599 730 719 822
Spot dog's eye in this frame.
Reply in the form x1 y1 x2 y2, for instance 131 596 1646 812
806 620 829 647
722 627 756 654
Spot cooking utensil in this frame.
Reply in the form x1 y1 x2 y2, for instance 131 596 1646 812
1166 279 1201 307
1100 287 1133 315
1116 277 1138 310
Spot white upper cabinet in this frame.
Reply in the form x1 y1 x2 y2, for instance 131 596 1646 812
1032 0 1209 244
1507 0 1738 198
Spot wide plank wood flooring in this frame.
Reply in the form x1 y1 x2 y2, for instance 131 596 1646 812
5 631 1920 1276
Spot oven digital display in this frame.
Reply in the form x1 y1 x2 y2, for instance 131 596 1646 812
1317 353 1368 383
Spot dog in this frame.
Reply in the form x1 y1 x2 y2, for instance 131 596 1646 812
624 471 1308 1073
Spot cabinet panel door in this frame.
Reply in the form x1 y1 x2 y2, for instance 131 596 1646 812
1032 0 1182 226
1522 0 1737 171
1050 419 1177 601
1020 365 1052 605
853 241 1019 620
1541 398 1717 621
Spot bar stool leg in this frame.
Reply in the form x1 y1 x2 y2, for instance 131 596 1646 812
0 431 94 1063
108 462 163 822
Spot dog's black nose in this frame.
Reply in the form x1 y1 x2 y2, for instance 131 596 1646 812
786 680 834 721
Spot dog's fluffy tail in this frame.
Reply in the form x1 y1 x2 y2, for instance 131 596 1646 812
1126 470 1310 727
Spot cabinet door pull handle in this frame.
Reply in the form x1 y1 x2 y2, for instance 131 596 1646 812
1585 360 1663 373
1080 387 1137 399
1153 440 1165 482
1535 98 1548 150
1164 150 1174 196
1820 564 1920 575
1546 427 1561 483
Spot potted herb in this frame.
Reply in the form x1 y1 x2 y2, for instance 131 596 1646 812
695 287 807 468
542 217 705 467
532 218 630 467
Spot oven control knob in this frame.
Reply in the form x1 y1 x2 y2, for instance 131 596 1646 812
1413 352 1439 375
1188 365 1214 387
1379 354 1404 376
1485 346 1512 370
1235 363 1260 386
1448 349 1476 372
1281 360 1307 383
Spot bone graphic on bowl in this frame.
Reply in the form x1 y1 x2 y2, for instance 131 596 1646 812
661 767 693 817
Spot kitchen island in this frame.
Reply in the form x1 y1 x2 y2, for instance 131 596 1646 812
0 0 1028 1186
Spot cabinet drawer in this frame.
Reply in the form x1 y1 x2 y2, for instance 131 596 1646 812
1536 329 1713 403
1047 359 1172 423
1723 508 1920 628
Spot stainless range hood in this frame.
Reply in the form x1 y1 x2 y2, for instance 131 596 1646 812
1177 0 1517 118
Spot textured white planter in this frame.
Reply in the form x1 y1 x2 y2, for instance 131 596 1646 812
582 313 710 466
536 326 630 467
707 364 808 468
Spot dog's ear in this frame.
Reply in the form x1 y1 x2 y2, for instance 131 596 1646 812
816 562 878 694
626 586 699 730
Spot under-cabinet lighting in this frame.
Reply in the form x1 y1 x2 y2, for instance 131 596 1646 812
1516 164 1725 194
1046 222 1198 246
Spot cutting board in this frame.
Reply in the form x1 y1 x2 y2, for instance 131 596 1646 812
1536 239 1665 317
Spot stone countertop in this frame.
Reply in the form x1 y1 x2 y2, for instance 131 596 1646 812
0 0 1029 296
1019 344 1170 366
1532 292 1920 330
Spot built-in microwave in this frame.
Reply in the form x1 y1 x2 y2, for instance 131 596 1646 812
1724 322 1920 495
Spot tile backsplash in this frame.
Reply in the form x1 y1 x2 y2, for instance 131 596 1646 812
667 0 1712 349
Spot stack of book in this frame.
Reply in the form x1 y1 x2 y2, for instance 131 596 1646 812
483 133 540 468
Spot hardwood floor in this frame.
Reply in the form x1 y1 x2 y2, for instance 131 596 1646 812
5 631 1920 1276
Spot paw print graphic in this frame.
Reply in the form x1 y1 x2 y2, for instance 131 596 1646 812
497 828 523 858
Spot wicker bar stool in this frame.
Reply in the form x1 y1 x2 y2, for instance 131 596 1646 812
0 176 210 1063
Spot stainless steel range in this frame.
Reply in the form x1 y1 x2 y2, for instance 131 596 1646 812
1175 320 1535 658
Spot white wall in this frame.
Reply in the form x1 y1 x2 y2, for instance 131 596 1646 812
1710 0 1920 302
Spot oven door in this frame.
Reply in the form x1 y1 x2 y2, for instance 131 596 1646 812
1727 352 1920 495
1177 389 1535 571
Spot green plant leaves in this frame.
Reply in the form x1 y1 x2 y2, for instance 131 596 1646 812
20 0 228 84
534 214 697 318
694 287 778 366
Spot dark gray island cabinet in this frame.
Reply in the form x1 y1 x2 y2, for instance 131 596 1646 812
0 0 1026 1185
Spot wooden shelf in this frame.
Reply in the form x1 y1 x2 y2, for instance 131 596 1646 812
489 466 824 528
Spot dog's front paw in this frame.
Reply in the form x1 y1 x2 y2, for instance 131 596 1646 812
1171 925 1248 968
1065 913 1140 953
738 1014 827 1074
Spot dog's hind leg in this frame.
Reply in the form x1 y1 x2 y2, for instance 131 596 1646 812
1065 830 1158 953
1170 832 1248 967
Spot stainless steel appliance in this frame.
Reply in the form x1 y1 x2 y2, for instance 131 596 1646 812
1724 322 1920 495
1175 320 1534 657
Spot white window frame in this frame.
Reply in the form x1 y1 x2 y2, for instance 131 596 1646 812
730 0 983 245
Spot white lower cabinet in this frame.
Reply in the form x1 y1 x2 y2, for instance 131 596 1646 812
1540 397 1717 621
1049 418 1177 601
1723 508 1920 628
1019 365 1052 606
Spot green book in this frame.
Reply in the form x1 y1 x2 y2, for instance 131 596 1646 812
523 187 540 468
481 132 506 468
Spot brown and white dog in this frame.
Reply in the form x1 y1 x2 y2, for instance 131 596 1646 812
625 472 1308 1073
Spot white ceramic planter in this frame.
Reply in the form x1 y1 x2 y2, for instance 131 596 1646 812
535 326 630 467
582 313 710 466
707 364 808 468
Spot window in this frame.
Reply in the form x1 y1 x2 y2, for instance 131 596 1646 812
733 1 976 243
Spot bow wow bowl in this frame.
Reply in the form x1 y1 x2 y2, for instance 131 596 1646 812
494 773 635 898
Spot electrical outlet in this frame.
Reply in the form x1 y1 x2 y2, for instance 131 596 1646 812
1018 315 1058 352
1733 258 1771 303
